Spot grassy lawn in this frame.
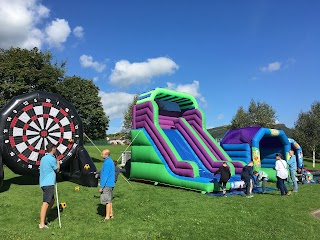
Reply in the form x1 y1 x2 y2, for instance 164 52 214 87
1 145 320 240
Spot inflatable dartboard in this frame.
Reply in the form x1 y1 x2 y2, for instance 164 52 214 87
0 91 97 187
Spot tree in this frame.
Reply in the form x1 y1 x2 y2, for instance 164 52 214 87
122 94 139 138
230 99 277 129
230 106 250 129
0 47 65 109
294 101 320 167
58 76 109 140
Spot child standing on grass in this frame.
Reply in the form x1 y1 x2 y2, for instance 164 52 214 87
253 170 268 193
241 161 254 198
214 162 231 196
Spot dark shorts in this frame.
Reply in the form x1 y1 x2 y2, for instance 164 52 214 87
100 187 113 205
41 185 54 203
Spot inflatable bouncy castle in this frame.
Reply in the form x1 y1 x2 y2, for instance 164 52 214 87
130 88 246 193
0 91 97 187
220 127 292 181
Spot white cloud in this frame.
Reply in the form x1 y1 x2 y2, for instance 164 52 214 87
260 61 282 73
109 57 179 87
92 77 99 82
80 55 106 73
99 91 135 120
45 18 71 49
217 114 224 120
73 26 84 39
0 0 77 50
0 0 49 49
166 80 206 104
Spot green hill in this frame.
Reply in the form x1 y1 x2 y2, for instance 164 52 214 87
207 124 294 139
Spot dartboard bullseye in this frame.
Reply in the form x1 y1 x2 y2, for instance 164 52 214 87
0 91 83 176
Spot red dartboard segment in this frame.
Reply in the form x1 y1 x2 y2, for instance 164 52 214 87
59 108 68 117
10 117 18 128
42 102 52 108
23 104 33 112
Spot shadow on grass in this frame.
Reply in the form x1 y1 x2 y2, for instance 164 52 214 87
97 204 105 217
0 175 39 193
47 206 60 223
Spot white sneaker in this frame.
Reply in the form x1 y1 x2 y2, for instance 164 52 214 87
39 224 49 229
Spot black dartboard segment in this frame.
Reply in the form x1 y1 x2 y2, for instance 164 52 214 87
0 91 83 175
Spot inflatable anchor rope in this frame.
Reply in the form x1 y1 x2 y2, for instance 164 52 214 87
84 131 143 187
84 132 102 154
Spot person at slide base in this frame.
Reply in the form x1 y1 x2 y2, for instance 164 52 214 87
39 143 60 229
241 161 254 198
253 170 268 193
213 162 231 196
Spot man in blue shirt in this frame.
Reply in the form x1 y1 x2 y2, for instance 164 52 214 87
99 149 115 220
39 143 60 229
288 149 298 192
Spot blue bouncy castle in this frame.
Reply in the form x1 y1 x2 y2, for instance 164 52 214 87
220 127 291 181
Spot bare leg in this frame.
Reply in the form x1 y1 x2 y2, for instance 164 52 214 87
249 180 253 195
110 203 113 218
40 202 49 227
105 203 111 219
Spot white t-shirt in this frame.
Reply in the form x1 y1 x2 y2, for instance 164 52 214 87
275 159 288 179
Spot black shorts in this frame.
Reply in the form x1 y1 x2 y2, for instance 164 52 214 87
41 185 54 203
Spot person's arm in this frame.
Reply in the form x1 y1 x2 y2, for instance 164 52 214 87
99 162 106 190
249 167 254 177
275 161 280 171
287 157 292 168
51 157 60 173
55 160 60 173
214 166 222 175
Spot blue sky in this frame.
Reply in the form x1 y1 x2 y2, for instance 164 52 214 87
1 1 320 133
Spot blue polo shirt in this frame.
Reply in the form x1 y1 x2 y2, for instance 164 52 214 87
100 157 115 188
287 155 297 171
39 154 58 187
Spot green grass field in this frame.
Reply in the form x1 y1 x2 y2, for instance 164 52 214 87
1 145 320 240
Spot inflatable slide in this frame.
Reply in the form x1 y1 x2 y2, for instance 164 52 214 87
130 88 246 193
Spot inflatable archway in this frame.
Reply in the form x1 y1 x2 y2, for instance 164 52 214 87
220 127 291 181
130 88 246 192
0 91 97 187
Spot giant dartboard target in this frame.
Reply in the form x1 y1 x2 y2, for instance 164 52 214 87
0 91 83 176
